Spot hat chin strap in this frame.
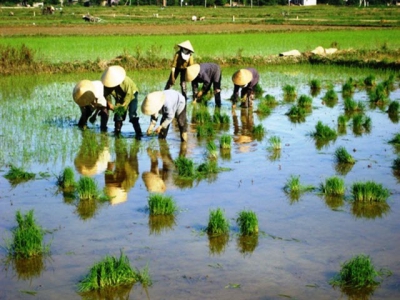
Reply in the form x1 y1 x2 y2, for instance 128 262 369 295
181 52 190 61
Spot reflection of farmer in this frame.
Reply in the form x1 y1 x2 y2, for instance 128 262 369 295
232 108 254 152
231 68 260 108
142 148 166 194
101 65 142 138
105 139 140 205
141 90 188 142
185 63 222 108
72 80 109 131
164 40 195 101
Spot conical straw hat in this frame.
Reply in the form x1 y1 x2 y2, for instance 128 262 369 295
105 185 128 205
232 69 253 86
73 80 96 107
101 65 126 88
177 40 194 53
141 91 166 115
142 172 166 193
185 64 200 82
91 80 107 108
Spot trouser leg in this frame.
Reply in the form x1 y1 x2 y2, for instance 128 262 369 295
78 105 95 129
99 108 109 132
177 106 188 142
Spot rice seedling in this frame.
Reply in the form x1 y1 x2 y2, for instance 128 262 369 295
197 159 219 176
344 97 365 112
206 208 230 237
206 140 218 159
311 121 337 140
268 135 281 151
236 210 258 236
351 181 390 203
285 105 306 120
337 114 348 129
78 250 151 292
392 157 400 171
196 123 215 138
364 75 376 87
56 167 76 190
147 193 177 216
264 94 278 106
388 133 400 144
192 107 212 124
368 83 389 104
387 101 399 115
4 165 35 185
113 105 126 117
309 79 321 91
76 176 100 200
213 111 230 124
253 83 263 98
319 176 346 196
252 124 265 137
352 114 371 133
322 88 338 107
342 78 356 97
329 254 383 289
382 74 395 91
219 134 232 149
256 99 272 116
297 95 313 108
283 175 315 195
8 210 49 259
283 84 297 101
334 146 355 164
174 156 195 178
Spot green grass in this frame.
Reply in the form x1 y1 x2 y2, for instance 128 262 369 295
334 146 355 164
337 114 348 130
174 156 196 178
351 181 390 203
309 79 322 91
352 114 371 133
364 74 376 87
311 121 337 140
297 95 313 108
283 175 315 195
8 210 48 259
219 134 232 149
197 160 220 176
283 84 297 102
368 82 389 104
78 250 151 292
268 136 281 151
196 123 215 138
206 208 230 237
4 165 35 185
344 97 365 112
236 210 259 236
206 141 218 159
56 167 76 190
322 88 338 107
147 194 177 216
320 176 346 196
76 176 100 200
252 124 265 138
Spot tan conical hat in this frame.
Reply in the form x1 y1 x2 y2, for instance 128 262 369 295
73 80 96 107
141 91 166 116
177 40 194 53
105 185 128 205
142 172 166 193
185 64 200 82
232 69 253 86
91 80 107 108
101 65 126 88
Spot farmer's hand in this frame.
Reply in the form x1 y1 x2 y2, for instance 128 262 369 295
196 91 203 99
154 127 162 134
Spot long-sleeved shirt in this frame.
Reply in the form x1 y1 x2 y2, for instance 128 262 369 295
233 68 259 98
104 76 138 107
191 63 221 93
152 90 186 129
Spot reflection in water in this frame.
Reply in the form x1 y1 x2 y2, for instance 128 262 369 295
323 195 345 210
268 149 281 162
148 215 176 235
237 234 259 256
208 234 229 255
79 283 135 300
335 285 377 300
105 139 140 205
335 162 354 176
4 255 46 281
75 198 101 220
351 202 391 219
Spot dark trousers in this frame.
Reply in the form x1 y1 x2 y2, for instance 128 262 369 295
159 106 187 139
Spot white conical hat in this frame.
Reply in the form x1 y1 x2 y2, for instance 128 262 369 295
72 80 96 107
141 91 166 116
101 66 126 88
177 40 194 53
185 64 200 82
232 69 253 86
91 80 107 108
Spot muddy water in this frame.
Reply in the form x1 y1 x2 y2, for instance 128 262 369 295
1 66 400 300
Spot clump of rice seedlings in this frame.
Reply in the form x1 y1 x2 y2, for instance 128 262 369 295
213 111 230 124
253 83 263 98
4 165 35 185
147 194 177 215
206 140 218 159
351 181 390 203
8 210 49 259
264 94 278 106
236 210 258 236
192 107 212 124
364 75 376 87
387 101 399 115
268 136 281 151
76 176 100 200
283 175 315 195
256 99 272 116
337 114 348 130
388 133 400 145
286 105 306 120
78 251 151 292
320 176 346 196
219 134 232 149
113 105 126 117
297 95 313 108
197 159 219 176
382 74 395 91
352 114 371 133
56 167 76 190
368 83 389 104
174 156 195 178
196 123 215 138
342 78 356 97
206 208 230 236
311 121 337 140
283 84 297 101
344 97 365 113
392 157 400 171
334 146 355 164
309 79 322 91
322 88 338 107
252 124 265 137
329 254 384 289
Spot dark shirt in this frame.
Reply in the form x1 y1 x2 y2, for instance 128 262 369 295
191 63 221 92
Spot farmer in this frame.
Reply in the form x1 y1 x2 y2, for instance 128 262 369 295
164 40 195 101
101 65 142 139
185 63 222 108
231 68 260 108
141 90 188 142
72 79 109 132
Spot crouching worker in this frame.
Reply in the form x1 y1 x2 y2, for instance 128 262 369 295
73 79 109 131
231 68 260 108
185 63 222 108
141 90 188 142
101 65 142 139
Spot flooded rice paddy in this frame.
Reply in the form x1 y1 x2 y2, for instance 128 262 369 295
0 65 400 300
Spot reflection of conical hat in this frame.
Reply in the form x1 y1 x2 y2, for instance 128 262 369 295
92 80 107 108
234 135 253 144
185 64 200 82
105 185 128 205
75 147 111 176
101 66 126 88
142 172 166 193
73 80 96 107
232 69 253 86
177 40 194 53
141 91 166 116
